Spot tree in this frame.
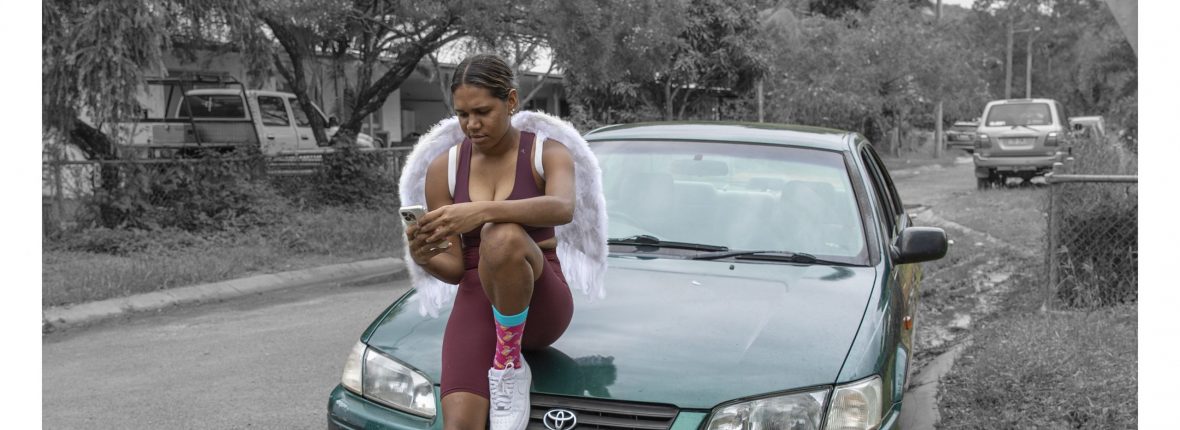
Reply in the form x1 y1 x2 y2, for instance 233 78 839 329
44 0 170 158
966 0 1136 140
759 0 989 149
550 0 770 123
42 0 258 226
246 0 483 146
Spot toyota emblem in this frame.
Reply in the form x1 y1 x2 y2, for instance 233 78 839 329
543 408 577 430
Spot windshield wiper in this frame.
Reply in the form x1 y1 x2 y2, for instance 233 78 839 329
607 235 729 252
1011 124 1039 132
690 249 829 264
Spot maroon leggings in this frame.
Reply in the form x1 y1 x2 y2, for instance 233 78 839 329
440 245 574 399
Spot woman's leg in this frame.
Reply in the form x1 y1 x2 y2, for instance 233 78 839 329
520 251 573 350
440 265 496 429
478 223 544 430
478 223 545 314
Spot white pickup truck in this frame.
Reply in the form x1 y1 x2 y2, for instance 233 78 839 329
123 88 379 158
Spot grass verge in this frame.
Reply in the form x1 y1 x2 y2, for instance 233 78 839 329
938 281 1137 429
43 206 404 308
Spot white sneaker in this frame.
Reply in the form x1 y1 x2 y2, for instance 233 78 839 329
488 357 532 430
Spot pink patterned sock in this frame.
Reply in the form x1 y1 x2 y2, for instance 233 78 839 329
492 308 528 370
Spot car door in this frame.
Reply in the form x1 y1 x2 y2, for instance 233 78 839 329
287 97 324 152
858 143 920 390
256 95 299 155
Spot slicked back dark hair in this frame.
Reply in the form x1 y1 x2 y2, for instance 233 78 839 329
451 54 517 101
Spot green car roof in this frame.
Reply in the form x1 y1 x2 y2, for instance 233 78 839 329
584 121 853 152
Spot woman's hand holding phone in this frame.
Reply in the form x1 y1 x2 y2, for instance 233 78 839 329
401 205 452 266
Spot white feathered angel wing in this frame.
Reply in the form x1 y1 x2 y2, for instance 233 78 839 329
397 110 608 317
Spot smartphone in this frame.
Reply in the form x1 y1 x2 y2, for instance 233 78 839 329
399 205 450 249
399 205 427 227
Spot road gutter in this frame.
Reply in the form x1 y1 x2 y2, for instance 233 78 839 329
43 257 407 333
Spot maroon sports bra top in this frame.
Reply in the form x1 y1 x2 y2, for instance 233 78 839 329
453 131 556 248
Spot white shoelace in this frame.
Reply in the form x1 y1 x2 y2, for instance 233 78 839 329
490 364 516 411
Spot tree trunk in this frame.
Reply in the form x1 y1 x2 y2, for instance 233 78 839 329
664 80 674 121
519 60 557 109
68 119 122 227
427 53 453 113
263 17 329 145
934 101 943 157
336 22 460 144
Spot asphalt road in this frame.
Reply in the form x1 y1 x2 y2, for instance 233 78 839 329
42 279 410 429
43 156 981 429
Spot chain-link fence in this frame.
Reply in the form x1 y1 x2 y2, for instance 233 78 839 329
42 147 413 236
1044 138 1138 309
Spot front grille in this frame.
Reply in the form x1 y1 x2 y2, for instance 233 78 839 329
527 394 680 430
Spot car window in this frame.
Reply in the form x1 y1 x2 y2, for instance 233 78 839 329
288 98 311 127
865 146 905 226
258 96 290 126
175 95 247 119
592 140 867 263
858 146 899 235
985 103 1052 127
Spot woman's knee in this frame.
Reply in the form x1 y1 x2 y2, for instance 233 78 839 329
441 391 488 430
479 223 530 264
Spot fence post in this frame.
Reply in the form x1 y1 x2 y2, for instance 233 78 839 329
1043 161 1064 312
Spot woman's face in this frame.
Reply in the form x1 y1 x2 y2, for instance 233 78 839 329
453 84 517 147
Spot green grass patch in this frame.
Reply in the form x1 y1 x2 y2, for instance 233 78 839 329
938 294 1137 429
43 206 404 308
928 186 1048 252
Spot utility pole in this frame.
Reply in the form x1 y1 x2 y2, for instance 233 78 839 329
1025 27 1040 98
1005 15 1014 99
934 0 944 158
1026 33 1033 98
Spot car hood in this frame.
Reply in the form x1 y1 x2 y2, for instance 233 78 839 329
364 257 877 409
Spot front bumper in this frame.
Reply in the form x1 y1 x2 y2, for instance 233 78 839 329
973 152 1062 172
327 384 899 430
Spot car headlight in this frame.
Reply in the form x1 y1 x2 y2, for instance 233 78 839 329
341 341 365 394
823 376 883 430
339 341 437 418
705 389 829 430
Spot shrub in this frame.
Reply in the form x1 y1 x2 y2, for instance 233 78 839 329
81 148 289 232
1053 186 1137 307
1050 134 1138 308
276 146 399 209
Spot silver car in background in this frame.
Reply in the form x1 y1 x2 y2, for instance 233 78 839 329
973 98 1073 189
945 121 978 153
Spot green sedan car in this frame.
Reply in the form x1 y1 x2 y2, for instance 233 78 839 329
328 122 947 430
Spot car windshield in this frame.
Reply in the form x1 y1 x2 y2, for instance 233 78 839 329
985 103 1052 127
591 140 867 263
950 124 976 132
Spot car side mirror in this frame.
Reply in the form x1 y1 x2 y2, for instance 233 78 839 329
892 227 948 264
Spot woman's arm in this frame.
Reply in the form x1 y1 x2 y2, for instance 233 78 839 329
417 139 576 244
405 153 466 285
